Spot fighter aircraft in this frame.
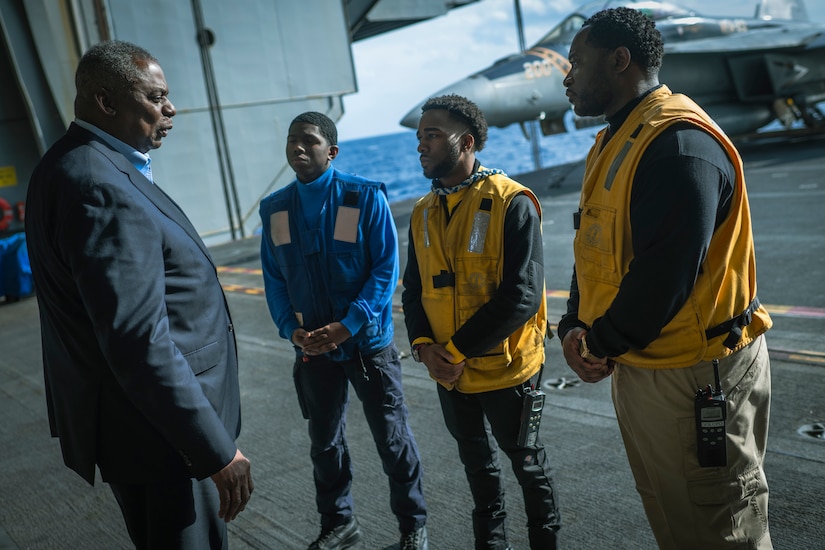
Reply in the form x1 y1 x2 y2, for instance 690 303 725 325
399 0 825 137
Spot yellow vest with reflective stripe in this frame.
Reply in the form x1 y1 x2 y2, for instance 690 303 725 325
575 87 771 368
410 169 547 392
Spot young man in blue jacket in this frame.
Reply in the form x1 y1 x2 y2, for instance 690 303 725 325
259 112 428 550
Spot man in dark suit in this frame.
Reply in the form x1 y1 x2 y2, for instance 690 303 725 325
25 40 253 549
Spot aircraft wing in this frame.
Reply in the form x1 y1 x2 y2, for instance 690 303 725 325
665 27 825 54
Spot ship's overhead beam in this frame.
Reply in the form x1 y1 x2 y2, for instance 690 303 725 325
346 0 479 41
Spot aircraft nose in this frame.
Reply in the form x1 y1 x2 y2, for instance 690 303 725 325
399 74 499 129
400 104 423 129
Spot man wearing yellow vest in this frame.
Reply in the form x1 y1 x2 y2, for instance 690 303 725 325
402 94 560 549
559 7 773 549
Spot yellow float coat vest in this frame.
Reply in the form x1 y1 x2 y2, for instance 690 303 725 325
575 86 771 368
410 170 547 392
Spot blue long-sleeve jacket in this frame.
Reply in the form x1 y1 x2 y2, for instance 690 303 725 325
259 166 399 361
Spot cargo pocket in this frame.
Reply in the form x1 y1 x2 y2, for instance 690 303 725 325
361 346 402 409
687 465 769 543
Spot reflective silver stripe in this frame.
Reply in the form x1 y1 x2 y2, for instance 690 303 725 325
604 140 632 191
605 123 643 191
468 210 490 253
270 211 291 246
423 207 430 248
333 205 359 243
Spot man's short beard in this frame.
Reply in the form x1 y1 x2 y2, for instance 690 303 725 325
423 142 461 181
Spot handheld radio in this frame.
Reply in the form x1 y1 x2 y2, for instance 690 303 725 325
518 331 554 448
517 388 546 447
695 359 727 467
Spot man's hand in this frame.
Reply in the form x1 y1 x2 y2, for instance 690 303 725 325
292 322 352 356
210 449 253 522
419 343 465 386
561 328 614 383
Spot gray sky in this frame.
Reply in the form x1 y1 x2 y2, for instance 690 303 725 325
337 0 825 139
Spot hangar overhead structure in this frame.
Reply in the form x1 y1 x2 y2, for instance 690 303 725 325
0 0 477 242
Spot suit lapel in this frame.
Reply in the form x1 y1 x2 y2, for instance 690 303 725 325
70 124 215 266
141 178 215 265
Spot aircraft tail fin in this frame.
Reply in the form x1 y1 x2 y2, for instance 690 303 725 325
755 0 809 21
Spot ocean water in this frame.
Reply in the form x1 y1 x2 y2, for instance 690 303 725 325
333 105 813 205
334 123 601 204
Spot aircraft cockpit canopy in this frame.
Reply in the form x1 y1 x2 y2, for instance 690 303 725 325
534 0 697 47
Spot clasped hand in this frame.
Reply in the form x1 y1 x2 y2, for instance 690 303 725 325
417 343 465 386
292 322 352 356
561 328 614 383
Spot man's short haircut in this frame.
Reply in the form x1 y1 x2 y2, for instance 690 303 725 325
583 7 664 73
75 40 158 97
290 111 338 146
421 94 488 152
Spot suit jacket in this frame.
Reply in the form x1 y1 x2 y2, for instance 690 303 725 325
25 123 241 485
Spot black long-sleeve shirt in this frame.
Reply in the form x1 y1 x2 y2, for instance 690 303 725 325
558 89 735 358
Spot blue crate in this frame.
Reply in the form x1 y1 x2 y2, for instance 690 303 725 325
0 232 34 301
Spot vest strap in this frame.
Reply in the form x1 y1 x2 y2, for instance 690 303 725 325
705 297 760 350
432 270 456 288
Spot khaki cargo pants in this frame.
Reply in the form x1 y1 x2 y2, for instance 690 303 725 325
612 335 772 549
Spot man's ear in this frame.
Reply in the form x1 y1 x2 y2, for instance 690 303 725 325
612 46 632 73
94 88 117 116
328 144 340 161
462 133 475 152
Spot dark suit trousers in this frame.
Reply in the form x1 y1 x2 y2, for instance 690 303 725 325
109 477 227 550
